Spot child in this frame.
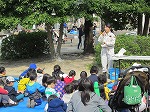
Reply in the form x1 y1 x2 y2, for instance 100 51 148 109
54 75 66 98
62 84 74 104
19 63 37 79
4 76 24 103
98 74 110 101
88 65 99 83
71 80 79 92
18 68 36 93
26 72 45 108
52 65 64 79
64 70 76 84
78 71 87 83
45 76 60 99
0 67 7 87
42 73 51 87
36 68 45 85
44 95 67 112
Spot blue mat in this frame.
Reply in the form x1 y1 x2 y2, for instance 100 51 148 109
0 97 47 112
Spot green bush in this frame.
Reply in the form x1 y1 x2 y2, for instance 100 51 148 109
1 31 50 59
94 35 150 69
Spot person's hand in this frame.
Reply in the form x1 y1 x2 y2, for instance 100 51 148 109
102 31 106 36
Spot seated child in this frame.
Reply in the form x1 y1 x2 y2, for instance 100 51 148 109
54 75 66 98
52 65 64 79
0 67 7 87
64 70 76 84
37 68 45 85
45 76 60 99
19 63 37 79
88 65 99 83
62 84 74 104
42 73 51 87
26 72 45 108
44 95 67 112
98 74 110 101
78 71 87 83
71 80 79 93
18 69 36 93
4 76 24 103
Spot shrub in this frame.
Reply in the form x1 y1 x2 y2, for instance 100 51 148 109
1 31 50 59
94 35 150 69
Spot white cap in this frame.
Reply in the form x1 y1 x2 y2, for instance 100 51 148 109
6 76 15 82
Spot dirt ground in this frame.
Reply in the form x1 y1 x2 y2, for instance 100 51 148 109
0 54 94 80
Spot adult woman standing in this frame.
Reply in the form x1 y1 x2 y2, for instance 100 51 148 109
98 23 115 74
66 78 112 112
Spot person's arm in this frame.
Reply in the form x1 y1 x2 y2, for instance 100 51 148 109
37 83 45 93
0 87 8 94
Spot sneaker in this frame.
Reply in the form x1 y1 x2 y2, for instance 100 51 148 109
30 100 36 108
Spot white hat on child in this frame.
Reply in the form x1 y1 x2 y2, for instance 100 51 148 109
6 76 15 82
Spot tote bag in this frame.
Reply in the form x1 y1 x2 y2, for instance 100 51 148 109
124 75 142 105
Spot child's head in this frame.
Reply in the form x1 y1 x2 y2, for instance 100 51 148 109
90 66 98 74
98 74 107 84
29 72 37 81
80 71 87 79
71 80 79 91
64 84 74 94
42 73 51 85
46 76 56 88
0 67 6 75
37 68 44 74
6 76 15 86
48 95 58 102
69 70 76 77
25 68 36 78
54 65 61 72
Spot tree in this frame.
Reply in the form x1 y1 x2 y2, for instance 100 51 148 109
0 0 75 59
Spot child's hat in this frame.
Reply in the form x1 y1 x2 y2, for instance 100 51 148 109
6 76 15 82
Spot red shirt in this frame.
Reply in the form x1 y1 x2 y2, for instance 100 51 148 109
0 87 8 94
64 76 74 84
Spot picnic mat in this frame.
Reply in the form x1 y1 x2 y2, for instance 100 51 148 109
0 97 47 112
1 81 47 112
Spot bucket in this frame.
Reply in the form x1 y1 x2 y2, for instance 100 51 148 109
109 68 120 80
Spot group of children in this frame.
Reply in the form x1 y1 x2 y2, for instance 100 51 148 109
0 64 111 112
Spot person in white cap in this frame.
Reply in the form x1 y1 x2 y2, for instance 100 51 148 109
4 76 24 103
98 23 116 75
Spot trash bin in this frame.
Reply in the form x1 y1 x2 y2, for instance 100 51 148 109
109 68 120 80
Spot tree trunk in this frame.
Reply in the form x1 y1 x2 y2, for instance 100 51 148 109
84 19 94 53
56 22 63 58
101 19 105 32
142 14 149 36
46 23 55 59
137 13 143 35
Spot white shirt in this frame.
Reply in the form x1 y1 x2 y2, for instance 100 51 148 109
98 31 115 48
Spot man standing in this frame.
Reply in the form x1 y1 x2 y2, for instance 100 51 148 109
98 23 115 75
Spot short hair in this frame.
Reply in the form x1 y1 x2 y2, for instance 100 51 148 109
48 95 58 102
0 67 5 74
54 65 61 72
29 72 37 81
25 68 36 78
90 66 98 74
80 71 87 79
69 70 76 77
46 76 56 85
98 74 107 84
71 80 79 90
64 84 74 94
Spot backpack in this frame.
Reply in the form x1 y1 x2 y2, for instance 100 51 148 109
108 70 149 111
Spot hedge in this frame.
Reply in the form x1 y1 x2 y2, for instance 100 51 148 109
94 35 150 69
1 31 50 59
